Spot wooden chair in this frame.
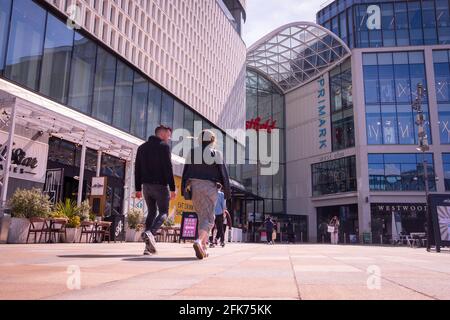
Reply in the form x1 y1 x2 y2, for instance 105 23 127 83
155 229 164 242
79 221 96 243
27 218 49 243
96 221 112 243
165 228 176 243
49 218 68 243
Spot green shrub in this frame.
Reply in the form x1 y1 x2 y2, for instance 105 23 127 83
127 208 144 230
78 200 91 221
53 199 79 218
67 215 81 228
9 188 51 219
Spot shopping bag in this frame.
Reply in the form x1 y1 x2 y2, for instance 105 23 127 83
327 225 335 233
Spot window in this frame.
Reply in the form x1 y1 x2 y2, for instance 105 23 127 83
101 153 125 180
183 107 194 138
444 154 450 191
363 52 431 145
4 0 46 90
312 156 357 196
0 0 12 73
368 153 436 191
408 1 423 45
130 73 148 139
68 32 97 114
433 50 450 144
147 82 161 137
161 92 174 128
39 14 74 104
439 104 450 144
92 47 116 124
172 100 184 153
112 61 133 131
381 3 395 46
437 0 450 44
422 0 438 45
330 60 354 151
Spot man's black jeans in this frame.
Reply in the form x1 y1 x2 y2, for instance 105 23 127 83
143 184 170 234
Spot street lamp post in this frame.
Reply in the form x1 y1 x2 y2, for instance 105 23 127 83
412 83 435 252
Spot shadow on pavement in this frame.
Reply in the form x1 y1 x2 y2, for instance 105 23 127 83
58 255 142 259
122 257 198 262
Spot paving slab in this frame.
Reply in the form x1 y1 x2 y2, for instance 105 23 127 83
0 242 449 300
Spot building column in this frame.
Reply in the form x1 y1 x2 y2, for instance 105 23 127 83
1 103 17 212
122 148 135 215
96 150 102 177
77 132 87 206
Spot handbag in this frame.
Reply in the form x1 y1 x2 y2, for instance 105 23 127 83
327 225 335 233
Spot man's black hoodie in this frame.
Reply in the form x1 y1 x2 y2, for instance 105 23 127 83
134 136 175 192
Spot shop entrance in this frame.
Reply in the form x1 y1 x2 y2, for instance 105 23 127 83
46 137 126 216
370 203 427 244
317 204 358 244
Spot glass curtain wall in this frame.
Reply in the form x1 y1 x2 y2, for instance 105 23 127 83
0 0 242 159
244 70 285 215
320 0 450 49
363 51 431 146
368 153 436 191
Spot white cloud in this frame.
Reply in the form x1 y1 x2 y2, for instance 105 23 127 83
242 0 323 47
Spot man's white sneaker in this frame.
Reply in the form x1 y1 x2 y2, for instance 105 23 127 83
143 231 157 254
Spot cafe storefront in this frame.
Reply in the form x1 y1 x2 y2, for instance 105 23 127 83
370 203 428 244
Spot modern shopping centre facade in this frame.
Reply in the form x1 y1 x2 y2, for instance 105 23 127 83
0 0 247 227
246 0 450 243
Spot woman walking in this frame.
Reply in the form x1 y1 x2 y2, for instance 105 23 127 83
181 130 231 259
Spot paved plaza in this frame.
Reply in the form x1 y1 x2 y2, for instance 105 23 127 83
0 242 449 300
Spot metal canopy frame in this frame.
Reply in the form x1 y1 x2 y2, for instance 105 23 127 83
247 21 352 93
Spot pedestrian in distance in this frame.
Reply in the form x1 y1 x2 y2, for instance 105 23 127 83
135 125 177 256
181 129 231 260
222 209 232 247
210 183 226 248
329 216 340 245
264 216 275 245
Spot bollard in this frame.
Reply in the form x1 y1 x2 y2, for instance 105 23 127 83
301 232 303 243
322 235 325 244
344 233 346 244
380 234 383 245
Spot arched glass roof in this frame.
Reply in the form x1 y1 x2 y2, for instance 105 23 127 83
246 22 351 93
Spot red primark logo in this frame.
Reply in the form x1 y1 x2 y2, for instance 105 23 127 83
246 117 277 133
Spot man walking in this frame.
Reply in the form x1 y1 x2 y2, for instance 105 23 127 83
135 125 176 255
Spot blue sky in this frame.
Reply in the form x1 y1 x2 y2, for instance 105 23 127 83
242 1 323 47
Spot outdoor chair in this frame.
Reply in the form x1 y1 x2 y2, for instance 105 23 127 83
48 218 68 243
27 217 49 243
96 221 112 243
79 221 96 243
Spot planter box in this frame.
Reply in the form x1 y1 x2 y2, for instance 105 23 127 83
0 215 11 244
126 229 143 242
7 218 30 244
65 228 80 243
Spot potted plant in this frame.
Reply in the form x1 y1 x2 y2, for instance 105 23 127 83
126 208 144 242
8 188 51 244
78 200 91 222
51 199 82 243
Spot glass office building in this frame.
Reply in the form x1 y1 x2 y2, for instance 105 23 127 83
0 0 247 219
245 0 450 243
